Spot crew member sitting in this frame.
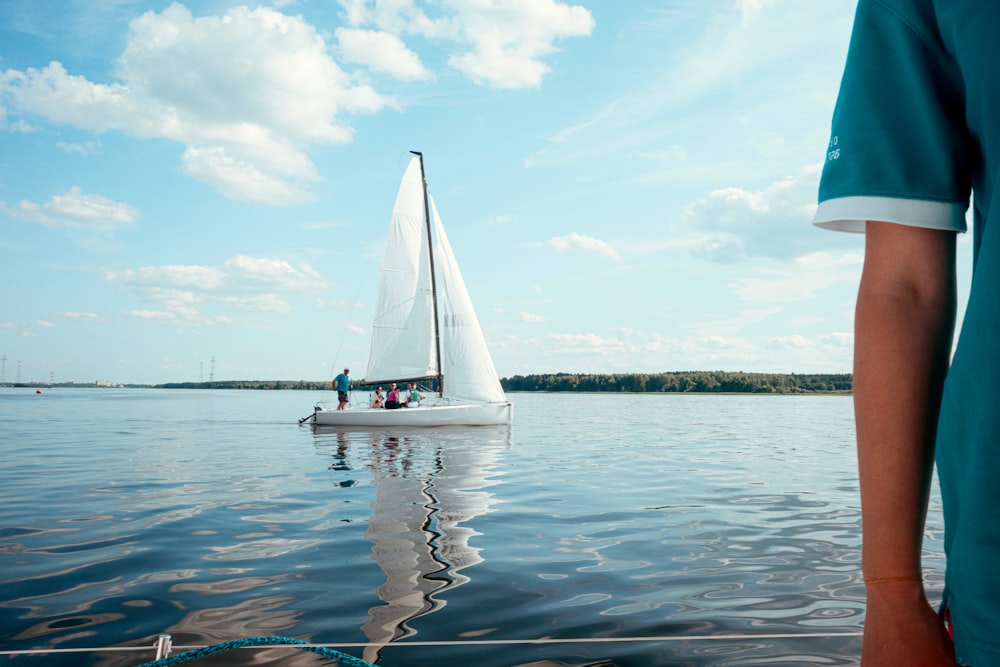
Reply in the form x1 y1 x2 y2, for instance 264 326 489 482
385 383 402 409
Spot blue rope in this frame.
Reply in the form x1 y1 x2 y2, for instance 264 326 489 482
134 636 376 667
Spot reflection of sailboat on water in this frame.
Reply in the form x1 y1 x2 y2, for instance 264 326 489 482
356 427 509 664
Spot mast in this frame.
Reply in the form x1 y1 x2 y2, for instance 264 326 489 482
411 151 445 397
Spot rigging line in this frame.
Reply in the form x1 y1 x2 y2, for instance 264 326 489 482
0 632 866 656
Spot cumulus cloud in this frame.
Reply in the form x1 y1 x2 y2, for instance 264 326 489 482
0 4 395 204
544 232 620 261
65 312 105 322
107 254 333 323
109 265 228 290
819 332 853 347
127 309 176 320
547 332 624 350
338 0 594 89
520 311 544 322
336 28 431 81
684 165 859 263
223 255 329 291
57 141 101 155
223 293 293 313
1 3 593 204
767 334 814 349
4 186 138 229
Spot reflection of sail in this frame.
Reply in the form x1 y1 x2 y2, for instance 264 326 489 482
359 427 508 663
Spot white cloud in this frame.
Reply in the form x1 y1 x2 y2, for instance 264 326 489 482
336 28 431 81
347 324 366 334
739 0 780 19
486 214 515 226
223 294 292 313
36 320 54 328
443 0 594 89
108 265 228 290
684 165 861 263
127 309 177 320
520 311 544 322
547 332 624 350
1 4 395 204
57 141 101 155
819 332 853 347
65 312 105 322
6 186 138 229
106 254 333 323
767 334 814 349
544 232 620 261
338 0 593 89
223 255 330 291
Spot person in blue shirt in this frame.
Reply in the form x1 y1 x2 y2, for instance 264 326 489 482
332 368 350 410
814 1 1000 664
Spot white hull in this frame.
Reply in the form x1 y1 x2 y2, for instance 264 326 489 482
310 401 512 427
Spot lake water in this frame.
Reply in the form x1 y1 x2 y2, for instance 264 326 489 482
0 388 946 666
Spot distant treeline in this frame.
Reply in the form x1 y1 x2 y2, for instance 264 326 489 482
500 372 852 394
157 380 329 390
156 372 852 394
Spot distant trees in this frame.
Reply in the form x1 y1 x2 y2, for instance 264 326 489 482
154 372 852 394
499 372 851 394
157 380 327 390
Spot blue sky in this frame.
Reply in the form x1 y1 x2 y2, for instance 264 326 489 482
0 0 973 385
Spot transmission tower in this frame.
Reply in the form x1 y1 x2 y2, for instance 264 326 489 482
209 357 215 383
1 355 6 386
16 360 22 384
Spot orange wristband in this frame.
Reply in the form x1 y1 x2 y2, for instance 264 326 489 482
863 576 923 585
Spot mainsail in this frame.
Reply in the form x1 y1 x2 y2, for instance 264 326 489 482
363 156 506 404
364 159 437 385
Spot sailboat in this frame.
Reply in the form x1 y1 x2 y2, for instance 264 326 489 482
309 152 512 427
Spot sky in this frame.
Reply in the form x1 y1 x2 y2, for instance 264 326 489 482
0 0 974 386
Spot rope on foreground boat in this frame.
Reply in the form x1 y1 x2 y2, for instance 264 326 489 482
133 635 376 667
0 631 870 663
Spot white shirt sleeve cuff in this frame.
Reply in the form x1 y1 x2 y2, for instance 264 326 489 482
812 196 968 233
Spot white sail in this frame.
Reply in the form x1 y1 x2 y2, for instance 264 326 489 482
364 159 437 385
431 197 506 403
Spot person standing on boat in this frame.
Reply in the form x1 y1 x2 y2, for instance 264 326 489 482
332 369 350 410
814 1 1000 664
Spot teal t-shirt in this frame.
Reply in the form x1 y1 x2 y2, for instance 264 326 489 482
815 1 1000 664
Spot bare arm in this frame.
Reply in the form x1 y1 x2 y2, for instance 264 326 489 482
854 220 957 665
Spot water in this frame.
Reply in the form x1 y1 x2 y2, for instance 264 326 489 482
0 389 946 666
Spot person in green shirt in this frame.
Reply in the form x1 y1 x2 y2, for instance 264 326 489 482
815 1 1000 664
